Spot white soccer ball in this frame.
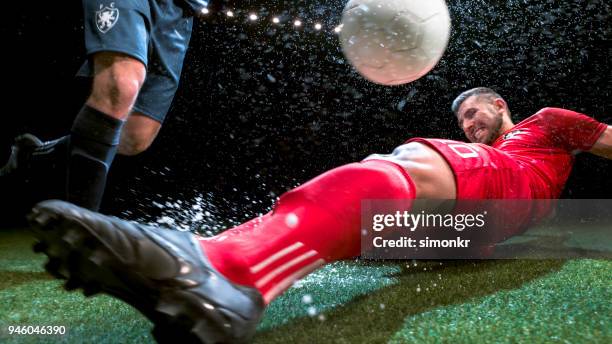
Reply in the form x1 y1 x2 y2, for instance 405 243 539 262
340 0 451 85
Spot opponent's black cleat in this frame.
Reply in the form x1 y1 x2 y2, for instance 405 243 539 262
1 134 68 223
0 133 44 178
28 200 265 343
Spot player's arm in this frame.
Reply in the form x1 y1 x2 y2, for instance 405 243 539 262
589 125 612 159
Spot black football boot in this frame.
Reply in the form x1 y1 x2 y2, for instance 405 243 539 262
0 134 44 177
1 134 67 222
28 200 265 343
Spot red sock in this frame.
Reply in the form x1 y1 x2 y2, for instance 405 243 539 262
198 160 416 304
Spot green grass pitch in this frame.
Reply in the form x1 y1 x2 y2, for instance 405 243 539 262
0 228 610 343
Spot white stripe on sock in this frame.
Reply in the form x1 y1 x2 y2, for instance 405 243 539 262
250 242 304 274
255 250 318 288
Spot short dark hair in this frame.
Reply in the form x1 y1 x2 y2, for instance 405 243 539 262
451 87 505 115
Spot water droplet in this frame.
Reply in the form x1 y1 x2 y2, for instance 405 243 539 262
302 294 313 304
307 306 317 316
285 213 299 228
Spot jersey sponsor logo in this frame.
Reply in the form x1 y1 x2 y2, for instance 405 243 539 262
96 3 119 34
503 129 525 141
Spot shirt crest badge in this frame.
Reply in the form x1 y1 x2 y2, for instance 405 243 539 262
96 3 119 34
503 129 524 140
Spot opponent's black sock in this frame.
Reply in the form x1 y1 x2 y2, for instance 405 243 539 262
67 105 124 211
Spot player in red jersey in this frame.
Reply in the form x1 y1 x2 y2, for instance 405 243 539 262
29 87 611 343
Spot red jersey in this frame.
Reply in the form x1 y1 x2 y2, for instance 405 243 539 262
410 107 606 200
491 107 607 198
407 108 607 243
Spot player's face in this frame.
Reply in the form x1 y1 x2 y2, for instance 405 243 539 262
456 96 504 144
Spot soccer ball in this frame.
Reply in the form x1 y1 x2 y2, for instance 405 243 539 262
340 0 451 85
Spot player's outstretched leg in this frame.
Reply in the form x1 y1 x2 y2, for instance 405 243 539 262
29 159 416 342
200 159 416 303
28 200 265 343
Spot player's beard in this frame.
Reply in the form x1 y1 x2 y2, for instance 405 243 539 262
482 115 504 145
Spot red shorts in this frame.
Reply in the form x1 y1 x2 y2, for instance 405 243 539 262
407 138 546 244
407 138 532 199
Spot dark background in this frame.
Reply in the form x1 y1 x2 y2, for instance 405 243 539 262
2 0 611 231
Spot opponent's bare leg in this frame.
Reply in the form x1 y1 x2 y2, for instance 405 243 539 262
86 52 146 120
118 112 162 156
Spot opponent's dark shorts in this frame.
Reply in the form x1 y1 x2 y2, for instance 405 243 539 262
77 0 194 123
